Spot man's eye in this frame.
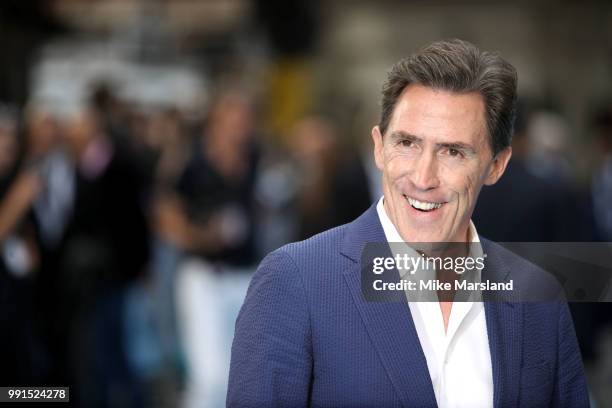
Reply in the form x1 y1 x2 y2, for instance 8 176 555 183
399 140 413 147
448 148 462 157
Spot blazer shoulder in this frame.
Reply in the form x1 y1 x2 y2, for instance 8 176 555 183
279 223 349 264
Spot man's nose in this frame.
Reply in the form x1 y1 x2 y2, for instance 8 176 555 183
410 152 440 191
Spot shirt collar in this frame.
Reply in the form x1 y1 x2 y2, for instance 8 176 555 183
375 196 484 302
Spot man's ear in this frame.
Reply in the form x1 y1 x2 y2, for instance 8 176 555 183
372 125 384 171
484 146 512 185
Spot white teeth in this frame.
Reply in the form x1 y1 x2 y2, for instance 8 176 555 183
407 197 443 211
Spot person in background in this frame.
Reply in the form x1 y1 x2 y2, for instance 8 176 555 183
592 106 612 242
165 87 262 408
0 105 44 385
163 88 260 265
473 102 587 242
583 105 612 401
288 114 372 240
32 105 150 407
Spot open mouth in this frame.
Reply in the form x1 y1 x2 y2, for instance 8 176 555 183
404 195 445 212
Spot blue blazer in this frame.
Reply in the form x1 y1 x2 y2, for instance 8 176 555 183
228 204 589 407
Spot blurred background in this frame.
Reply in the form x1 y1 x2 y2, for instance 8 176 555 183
1 0 612 406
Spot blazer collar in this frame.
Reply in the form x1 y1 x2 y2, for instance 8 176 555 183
340 204 438 407
340 206 524 408
340 203 387 263
481 238 512 284
481 238 524 408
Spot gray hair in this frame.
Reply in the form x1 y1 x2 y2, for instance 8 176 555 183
379 39 517 155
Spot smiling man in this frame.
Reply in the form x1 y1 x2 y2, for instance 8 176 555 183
228 39 589 407
374 83 510 244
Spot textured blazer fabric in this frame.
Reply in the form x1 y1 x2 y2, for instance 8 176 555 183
227 204 590 408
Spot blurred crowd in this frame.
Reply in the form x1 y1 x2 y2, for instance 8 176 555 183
2 76 612 408
1 1 612 407
0 80 374 406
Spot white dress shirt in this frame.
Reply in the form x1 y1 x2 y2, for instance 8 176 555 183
376 197 493 408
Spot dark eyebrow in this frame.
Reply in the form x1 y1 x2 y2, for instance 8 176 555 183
389 131 422 143
389 130 476 154
436 142 476 154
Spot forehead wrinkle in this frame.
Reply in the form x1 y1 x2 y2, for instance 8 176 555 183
386 85 490 153
401 113 487 153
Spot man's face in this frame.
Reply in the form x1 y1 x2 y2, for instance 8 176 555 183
372 84 511 243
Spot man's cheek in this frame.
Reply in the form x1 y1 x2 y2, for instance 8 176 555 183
458 173 480 209
446 167 476 191
384 149 408 165
386 157 411 179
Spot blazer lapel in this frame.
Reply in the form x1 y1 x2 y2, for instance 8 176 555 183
340 205 437 408
482 239 523 408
